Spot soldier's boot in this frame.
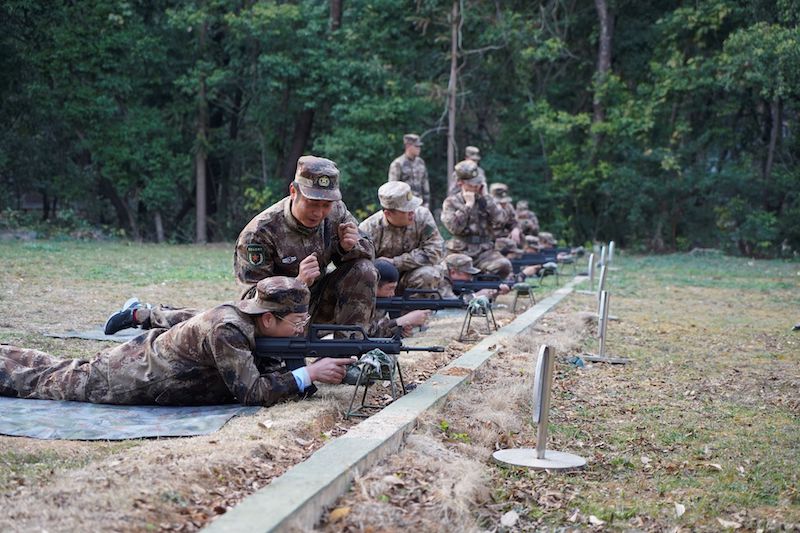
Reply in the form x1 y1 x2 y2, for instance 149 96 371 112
104 297 148 335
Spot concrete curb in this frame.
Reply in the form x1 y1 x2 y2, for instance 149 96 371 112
203 277 584 533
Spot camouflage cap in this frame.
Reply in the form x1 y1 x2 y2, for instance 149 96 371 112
294 155 342 201
538 231 556 245
378 181 422 212
403 133 423 147
489 182 513 203
495 237 524 255
237 276 310 315
454 160 482 185
516 200 529 211
465 146 481 161
444 253 481 274
524 234 540 246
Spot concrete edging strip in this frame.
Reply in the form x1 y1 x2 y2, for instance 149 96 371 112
203 277 584 533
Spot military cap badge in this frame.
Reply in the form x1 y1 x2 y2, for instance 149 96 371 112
318 176 330 187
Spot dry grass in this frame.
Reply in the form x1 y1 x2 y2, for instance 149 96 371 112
317 254 800 532
0 240 554 531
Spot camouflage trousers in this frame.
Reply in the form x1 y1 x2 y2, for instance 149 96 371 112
473 249 512 278
0 339 167 404
143 306 200 329
0 337 259 406
448 246 512 279
397 265 443 294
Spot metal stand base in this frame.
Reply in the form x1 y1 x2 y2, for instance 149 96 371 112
492 449 587 471
581 353 631 364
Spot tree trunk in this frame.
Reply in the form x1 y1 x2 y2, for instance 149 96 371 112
592 0 612 148
446 0 459 192
98 177 139 239
154 211 165 243
763 97 781 209
195 21 209 244
330 0 343 31
281 108 315 185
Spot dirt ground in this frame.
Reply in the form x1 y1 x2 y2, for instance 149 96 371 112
315 257 800 532
0 240 537 532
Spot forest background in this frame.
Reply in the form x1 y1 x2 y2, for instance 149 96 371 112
1 0 798 257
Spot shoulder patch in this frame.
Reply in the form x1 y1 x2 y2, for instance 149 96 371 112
246 244 266 266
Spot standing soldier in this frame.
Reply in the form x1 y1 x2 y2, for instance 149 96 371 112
388 133 430 207
1 277 353 406
234 156 377 331
359 181 444 293
489 182 522 245
441 160 512 278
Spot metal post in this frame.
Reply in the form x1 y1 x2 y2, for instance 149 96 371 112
577 253 596 294
608 241 615 264
598 291 609 356
492 345 587 470
596 264 608 302
533 346 555 459
599 245 606 268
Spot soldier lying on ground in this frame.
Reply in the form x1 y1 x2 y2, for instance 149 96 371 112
0 278 352 406
359 181 444 294
435 254 510 300
368 259 431 338
234 155 378 332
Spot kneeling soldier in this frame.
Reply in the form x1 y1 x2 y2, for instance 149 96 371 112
0 278 352 406
359 181 444 294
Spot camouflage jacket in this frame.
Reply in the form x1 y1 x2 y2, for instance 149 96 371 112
234 197 374 298
517 208 540 236
104 304 298 406
388 154 430 206
359 206 443 273
494 202 519 237
441 191 508 254
368 311 399 338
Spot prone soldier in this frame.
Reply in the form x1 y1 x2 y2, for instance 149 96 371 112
433 253 510 300
1 278 353 406
441 160 512 278
359 181 444 294
369 259 430 338
388 133 430 207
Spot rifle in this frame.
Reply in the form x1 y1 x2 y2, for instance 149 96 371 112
253 324 445 371
510 251 558 274
451 274 511 296
375 289 467 317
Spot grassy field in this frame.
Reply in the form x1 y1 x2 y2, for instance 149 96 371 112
1 241 797 531
321 252 800 532
0 239 530 531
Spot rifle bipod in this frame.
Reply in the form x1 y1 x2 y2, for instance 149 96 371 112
345 355 406 419
458 297 498 341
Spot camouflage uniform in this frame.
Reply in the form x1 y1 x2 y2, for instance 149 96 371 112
0 278 313 406
368 313 401 338
388 134 430 207
234 156 377 330
489 183 519 239
433 254 482 299
441 160 512 278
516 200 540 236
359 182 444 293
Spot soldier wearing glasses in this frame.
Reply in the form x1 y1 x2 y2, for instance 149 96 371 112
0 278 353 406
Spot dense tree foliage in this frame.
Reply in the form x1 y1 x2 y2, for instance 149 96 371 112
1 0 798 256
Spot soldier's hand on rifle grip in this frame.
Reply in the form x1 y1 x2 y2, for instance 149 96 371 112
297 253 321 286
338 222 360 252
306 357 355 384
